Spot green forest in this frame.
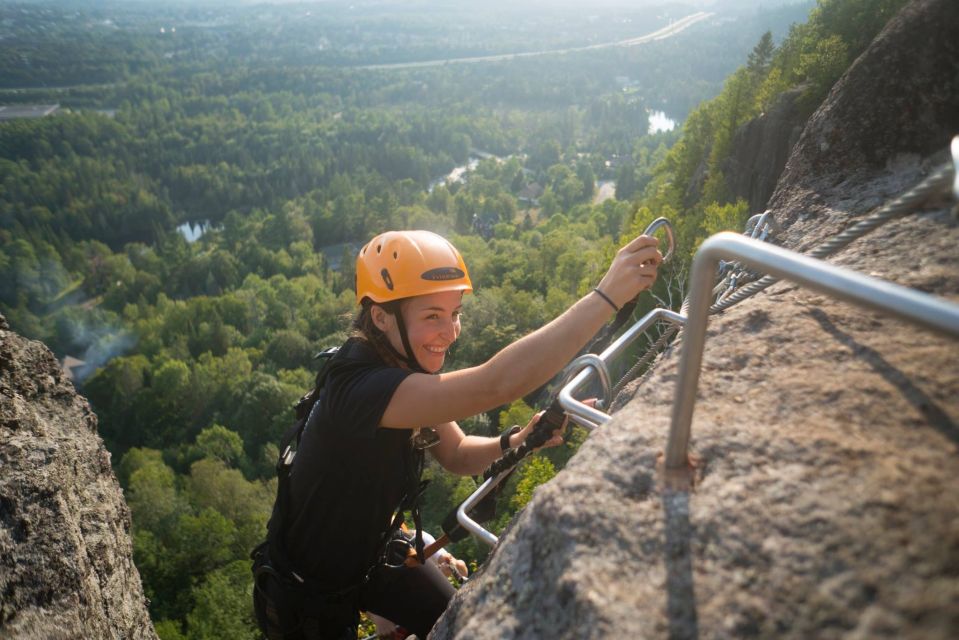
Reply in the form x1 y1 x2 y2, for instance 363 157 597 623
0 0 908 637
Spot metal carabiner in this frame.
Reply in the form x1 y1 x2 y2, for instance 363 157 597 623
643 217 675 263
745 210 779 242
562 353 612 411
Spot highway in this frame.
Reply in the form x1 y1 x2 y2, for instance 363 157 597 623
360 12 713 71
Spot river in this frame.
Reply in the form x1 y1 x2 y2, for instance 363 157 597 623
428 149 504 192
429 157 482 192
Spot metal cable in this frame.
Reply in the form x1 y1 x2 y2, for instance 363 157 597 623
710 162 954 314
610 324 678 403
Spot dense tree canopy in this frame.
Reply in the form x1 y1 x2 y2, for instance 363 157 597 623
0 0 907 637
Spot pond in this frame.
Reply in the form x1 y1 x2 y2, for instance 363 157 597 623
176 221 212 243
648 110 676 134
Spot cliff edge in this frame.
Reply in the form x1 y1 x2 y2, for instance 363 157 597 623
0 314 157 639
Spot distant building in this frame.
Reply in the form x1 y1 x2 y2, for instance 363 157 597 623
471 213 496 240
0 104 60 121
517 182 544 206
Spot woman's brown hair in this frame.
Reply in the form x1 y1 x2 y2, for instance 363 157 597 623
352 300 406 369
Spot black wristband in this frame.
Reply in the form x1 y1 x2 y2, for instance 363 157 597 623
592 287 620 312
500 425 521 451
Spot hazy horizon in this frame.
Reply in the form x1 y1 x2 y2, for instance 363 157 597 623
13 0 812 10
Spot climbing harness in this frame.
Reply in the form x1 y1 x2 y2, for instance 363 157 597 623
252 346 353 639
251 342 432 638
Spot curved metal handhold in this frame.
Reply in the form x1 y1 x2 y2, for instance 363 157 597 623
745 210 779 241
563 353 612 410
558 307 687 430
715 211 781 304
456 474 504 548
951 136 959 200
643 217 675 263
668 232 959 469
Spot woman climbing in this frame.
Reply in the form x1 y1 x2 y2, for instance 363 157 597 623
254 229 661 639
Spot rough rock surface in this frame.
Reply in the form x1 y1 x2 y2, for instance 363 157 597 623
0 314 157 639
723 86 807 214
432 1 959 638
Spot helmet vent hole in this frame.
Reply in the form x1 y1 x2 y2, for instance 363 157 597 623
376 244 382 254
393 251 398 259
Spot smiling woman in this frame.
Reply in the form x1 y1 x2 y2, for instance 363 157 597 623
355 230 472 376
253 228 662 639
371 291 464 374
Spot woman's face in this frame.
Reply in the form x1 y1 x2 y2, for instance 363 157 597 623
382 290 463 373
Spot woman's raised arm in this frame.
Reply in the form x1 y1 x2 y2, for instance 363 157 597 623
380 234 662 428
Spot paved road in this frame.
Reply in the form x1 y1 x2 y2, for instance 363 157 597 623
593 180 617 205
360 12 714 70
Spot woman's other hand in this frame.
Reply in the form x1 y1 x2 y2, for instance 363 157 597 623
511 398 603 451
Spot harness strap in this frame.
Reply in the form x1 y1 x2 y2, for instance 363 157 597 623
260 346 371 604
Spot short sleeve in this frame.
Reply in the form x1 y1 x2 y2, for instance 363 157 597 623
318 346 413 439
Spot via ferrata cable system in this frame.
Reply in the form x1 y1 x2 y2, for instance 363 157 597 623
450 217 678 547
455 140 959 548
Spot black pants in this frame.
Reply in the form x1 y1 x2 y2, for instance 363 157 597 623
254 570 358 640
255 561 454 640
360 561 456 638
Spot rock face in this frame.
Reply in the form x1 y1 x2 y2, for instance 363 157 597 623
722 86 807 213
0 314 157 639
775 0 959 200
432 1 959 638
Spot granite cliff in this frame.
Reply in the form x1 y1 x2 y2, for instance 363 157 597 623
0 312 157 639
722 85 807 214
432 0 959 637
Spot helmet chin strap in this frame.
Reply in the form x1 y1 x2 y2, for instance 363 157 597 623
390 305 428 374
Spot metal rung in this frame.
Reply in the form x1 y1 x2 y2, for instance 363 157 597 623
666 232 959 468
458 310 687 547
559 308 686 429
455 472 508 547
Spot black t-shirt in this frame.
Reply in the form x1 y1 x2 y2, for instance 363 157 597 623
283 338 418 591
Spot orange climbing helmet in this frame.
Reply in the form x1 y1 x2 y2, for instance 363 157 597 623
355 230 473 305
